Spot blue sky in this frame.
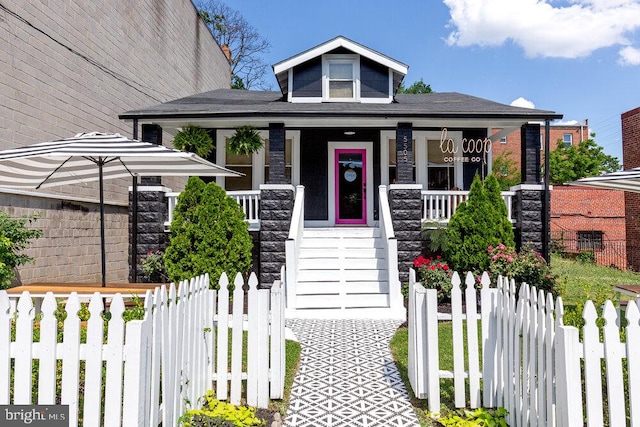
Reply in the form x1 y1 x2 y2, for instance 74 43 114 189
223 0 640 162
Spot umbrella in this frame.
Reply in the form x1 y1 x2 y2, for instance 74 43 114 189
569 168 640 193
0 132 241 286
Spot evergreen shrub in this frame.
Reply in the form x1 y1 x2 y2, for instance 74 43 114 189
164 177 253 285
444 174 514 274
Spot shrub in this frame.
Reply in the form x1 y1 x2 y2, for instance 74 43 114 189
164 177 253 285
444 174 514 274
413 255 453 301
0 211 43 289
576 250 596 264
179 391 265 427
488 243 557 295
140 250 168 283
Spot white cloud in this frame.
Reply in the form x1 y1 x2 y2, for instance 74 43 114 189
619 45 640 65
510 97 535 108
443 0 640 62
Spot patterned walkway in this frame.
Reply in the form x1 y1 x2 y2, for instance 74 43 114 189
284 319 420 427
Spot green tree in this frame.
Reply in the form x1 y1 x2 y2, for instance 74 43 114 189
197 1 271 90
164 177 253 285
444 174 515 274
492 150 520 190
397 78 432 94
548 133 621 184
0 212 43 289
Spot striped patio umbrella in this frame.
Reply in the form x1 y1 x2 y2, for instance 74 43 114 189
0 132 242 286
570 168 640 193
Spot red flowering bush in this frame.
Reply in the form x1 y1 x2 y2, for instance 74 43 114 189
413 256 453 301
488 243 557 295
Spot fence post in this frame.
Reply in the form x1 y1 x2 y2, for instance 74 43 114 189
626 301 640 427
425 286 440 414
408 269 426 398
555 325 583 427
270 279 285 399
481 273 498 407
122 314 152 427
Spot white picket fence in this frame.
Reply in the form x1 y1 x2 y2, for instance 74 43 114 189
0 272 285 427
408 269 640 426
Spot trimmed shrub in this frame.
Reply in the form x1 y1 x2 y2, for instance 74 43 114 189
444 174 515 274
0 211 43 289
164 177 253 285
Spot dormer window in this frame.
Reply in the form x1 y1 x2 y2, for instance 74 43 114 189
323 55 359 102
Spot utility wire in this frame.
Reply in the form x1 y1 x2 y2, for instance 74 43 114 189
0 2 172 103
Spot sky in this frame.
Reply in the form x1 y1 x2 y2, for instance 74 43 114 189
221 0 640 163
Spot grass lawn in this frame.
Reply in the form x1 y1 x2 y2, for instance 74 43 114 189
390 254 640 426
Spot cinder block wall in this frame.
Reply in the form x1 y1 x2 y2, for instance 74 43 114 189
623 107 640 271
0 1 230 284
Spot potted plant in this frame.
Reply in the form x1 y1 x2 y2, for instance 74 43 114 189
172 125 214 157
226 125 264 156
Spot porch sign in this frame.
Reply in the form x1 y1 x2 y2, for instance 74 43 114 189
335 149 366 224
439 128 491 164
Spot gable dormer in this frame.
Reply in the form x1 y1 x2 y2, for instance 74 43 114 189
272 36 408 104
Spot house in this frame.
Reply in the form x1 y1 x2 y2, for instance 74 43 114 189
0 0 231 284
121 36 562 318
550 185 626 269
622 106 640 271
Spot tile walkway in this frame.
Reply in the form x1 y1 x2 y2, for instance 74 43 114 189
284 319 420 427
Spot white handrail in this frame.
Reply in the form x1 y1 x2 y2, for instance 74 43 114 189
421 190 515 223
379 185 402 312
285 186 305 309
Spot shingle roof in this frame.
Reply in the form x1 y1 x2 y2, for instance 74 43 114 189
120 89 561 121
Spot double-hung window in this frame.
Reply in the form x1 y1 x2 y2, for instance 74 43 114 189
323 55 358 101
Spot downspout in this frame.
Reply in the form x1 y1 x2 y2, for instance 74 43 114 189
132 119 138 282
543 119 551 264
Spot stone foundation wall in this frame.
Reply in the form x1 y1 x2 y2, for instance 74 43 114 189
513 185 545 254
259 185 294 286
389 185 423 284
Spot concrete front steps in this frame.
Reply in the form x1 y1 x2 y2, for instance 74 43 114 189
286 227 405 320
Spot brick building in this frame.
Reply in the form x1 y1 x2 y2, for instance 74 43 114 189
550 185 626 269
0 1 230 284
623 107 640 271
491 121 590 175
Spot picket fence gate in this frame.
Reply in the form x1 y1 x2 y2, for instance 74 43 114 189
0 272 285 427
408 269 640 427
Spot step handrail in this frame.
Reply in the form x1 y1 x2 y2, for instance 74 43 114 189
285 185 305 309
379 185 402 311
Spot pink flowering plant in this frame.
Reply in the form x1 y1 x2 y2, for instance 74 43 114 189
413 255 453 301
488 244 557 294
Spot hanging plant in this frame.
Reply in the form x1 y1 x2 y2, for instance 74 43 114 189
226 126 264 156
173 125 214 158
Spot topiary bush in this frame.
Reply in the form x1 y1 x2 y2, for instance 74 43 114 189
164 177 253 285
444 174 514 275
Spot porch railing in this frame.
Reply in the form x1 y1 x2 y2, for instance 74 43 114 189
165 190 260 230
285 186 305 310
421 190 515 223
379 185 403 312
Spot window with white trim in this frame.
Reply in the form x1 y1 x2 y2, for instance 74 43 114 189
563 133 573 147
323 55 359 101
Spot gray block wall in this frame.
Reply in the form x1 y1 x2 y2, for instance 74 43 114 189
389 185 423 284
514 185 545 254
1 0 230 283
259 185 294 286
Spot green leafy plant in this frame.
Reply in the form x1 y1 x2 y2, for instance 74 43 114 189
173 125 215 158
576 250 596 264
437 407 509 426
444 174 514 275
141 250 169 283
179 391 265 427
413 255 453 301
488 243 557 295
226 126 264 156
164 177 253 285
0 211 43 289
421 220 449 256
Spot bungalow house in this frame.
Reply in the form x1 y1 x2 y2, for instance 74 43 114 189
120 36 562 319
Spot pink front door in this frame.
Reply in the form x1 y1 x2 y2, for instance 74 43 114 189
335 149 366 224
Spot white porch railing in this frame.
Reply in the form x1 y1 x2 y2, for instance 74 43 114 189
165 190 260 230
378 185 403 313
421 190 515 223
285 186 305 310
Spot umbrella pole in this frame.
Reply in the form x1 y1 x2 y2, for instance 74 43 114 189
99 161 106 287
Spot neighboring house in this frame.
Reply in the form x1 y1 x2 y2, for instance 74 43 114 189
550 185 626 269
121 36 562 318
622 106 640 271
0 1 230 284
490 121 589 176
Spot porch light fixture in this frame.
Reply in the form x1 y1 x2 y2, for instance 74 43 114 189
344 131 355 136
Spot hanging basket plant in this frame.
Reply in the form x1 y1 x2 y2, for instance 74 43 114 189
227 126 264 156
172 125 214 158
